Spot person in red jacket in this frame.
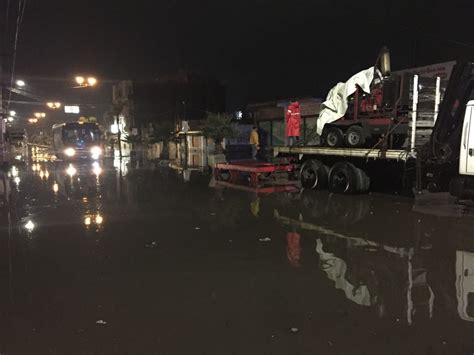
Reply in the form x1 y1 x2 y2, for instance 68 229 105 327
286 101 301 146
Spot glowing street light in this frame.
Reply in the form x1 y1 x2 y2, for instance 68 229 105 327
75 76 85 85
87 77 97 86
9 110 16 116
75 75 97 87
34 112 46 118
28 118 38 123
47 102 61 109
16 80 25 87
7 117 14 122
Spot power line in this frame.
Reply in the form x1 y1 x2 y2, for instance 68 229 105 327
7 0 27 111
19 0 26 26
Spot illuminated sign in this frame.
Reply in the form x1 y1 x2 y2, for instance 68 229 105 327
64 105 80 114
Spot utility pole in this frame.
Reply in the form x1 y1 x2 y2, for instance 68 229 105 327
0 7 6 165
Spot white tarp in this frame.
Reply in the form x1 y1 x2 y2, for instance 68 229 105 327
316 66 375 135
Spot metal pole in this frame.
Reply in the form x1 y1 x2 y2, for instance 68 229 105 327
116 115 122 159
434 76 441 123
410 75 419 151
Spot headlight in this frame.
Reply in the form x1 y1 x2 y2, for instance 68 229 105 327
64 148 75 157
90 146 102 156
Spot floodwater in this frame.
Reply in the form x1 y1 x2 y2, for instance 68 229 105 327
1 158 474 354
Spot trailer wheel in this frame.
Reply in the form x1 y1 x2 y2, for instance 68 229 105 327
300 160 329 189
322 127 344 147
344 126 365 147
329 162 367 194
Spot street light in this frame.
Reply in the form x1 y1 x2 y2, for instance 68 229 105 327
7 117 14 122
46 102 61 109
28 118 38 123
75 75 97 87
75 76 85 85
16 80 25 87
87 77 97 86
9 110 16 116
34 112 46 118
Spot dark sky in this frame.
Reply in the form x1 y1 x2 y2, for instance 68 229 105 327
10 0 474 109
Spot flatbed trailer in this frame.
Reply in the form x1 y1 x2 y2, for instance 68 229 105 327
274 146 414 162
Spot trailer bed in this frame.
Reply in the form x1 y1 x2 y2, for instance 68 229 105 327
274 146 415 161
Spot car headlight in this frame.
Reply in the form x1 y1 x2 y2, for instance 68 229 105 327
64 148 75 157
90 146 102 157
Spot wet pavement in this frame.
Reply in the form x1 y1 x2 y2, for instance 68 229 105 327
1 158 474 354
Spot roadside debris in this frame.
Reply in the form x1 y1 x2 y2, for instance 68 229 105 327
145 241 159 248
259 237 271 242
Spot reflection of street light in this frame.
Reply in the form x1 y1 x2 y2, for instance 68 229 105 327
34 112 46 118
16 80 25 87
47 102 61 109
25 220 35 232
95 214 103 225
66 164 77 177
28 118 38 123
7 117 14 122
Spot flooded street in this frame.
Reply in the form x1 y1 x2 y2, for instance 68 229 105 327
1 159 474 354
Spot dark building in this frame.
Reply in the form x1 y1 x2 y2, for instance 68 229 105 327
110 71 225 136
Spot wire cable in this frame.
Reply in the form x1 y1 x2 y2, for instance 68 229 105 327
6 0 27 111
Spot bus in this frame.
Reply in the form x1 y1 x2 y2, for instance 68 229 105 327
52 122 103 160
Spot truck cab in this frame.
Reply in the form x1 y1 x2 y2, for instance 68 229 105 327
459 100 474 178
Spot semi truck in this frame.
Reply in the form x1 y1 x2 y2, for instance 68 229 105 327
274 54 474 197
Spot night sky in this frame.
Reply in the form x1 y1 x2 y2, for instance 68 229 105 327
9 0 474 110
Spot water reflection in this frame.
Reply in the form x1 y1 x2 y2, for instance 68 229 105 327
275 190 474 325
457 251 474 322
24 220 35 232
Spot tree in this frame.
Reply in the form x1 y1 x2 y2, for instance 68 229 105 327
148 121 175 159
201 112 238 153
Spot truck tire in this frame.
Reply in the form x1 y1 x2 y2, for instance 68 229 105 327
328 162 369 194
329 162 358 193
300 159 329 189
322 127 344 147
344 125 365 148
